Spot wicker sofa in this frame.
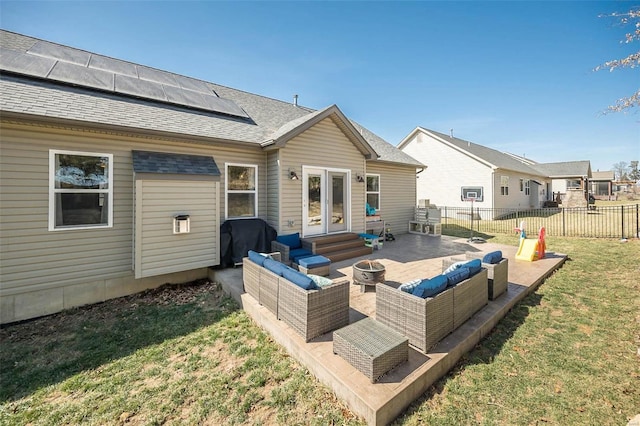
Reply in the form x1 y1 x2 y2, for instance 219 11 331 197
443 252 508 300
376 268 488 354
243 253 349 342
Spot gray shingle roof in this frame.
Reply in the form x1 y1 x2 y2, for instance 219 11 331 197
353 121 423 167
422 128 545 175
0 30 418 166
592 170 614 180
132 150 220 176
530 161 592 178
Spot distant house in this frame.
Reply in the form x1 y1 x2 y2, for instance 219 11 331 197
529 161 592 206
398 128 550 212
0 30 423 323
590 171 614 199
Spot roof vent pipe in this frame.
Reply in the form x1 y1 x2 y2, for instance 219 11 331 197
450 128 454 138
293 94 298 106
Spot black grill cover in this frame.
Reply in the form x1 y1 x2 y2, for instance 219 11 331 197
219 218 277 267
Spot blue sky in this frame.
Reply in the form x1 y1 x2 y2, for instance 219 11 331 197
1 1 638 172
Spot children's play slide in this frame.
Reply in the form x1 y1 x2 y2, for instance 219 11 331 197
515 227 546 261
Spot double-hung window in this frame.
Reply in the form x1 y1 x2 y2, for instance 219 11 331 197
226 163 257 218
524 179 530 195
49 149 113 231
366 174 381 211
567 179 581 189
500 176 509 196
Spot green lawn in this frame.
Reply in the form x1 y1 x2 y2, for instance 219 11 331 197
1 236 638 425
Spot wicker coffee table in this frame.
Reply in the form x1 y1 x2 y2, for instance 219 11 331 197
333 317 408 383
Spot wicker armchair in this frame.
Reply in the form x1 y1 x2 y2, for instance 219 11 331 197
271 238 315 265
443 253 508 300
277 277 349 342
463 252 508 300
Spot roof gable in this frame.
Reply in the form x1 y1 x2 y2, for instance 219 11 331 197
262 104 378 159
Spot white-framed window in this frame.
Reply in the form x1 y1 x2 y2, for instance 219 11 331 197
225 163 257 218
366 174 381 211
524 179 530 195
500 176 509 196
49 149 113 231
567 179 581 189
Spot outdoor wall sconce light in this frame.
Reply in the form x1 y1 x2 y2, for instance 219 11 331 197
356 174 364 183
289 169 299 180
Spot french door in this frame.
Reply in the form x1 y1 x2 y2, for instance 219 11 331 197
302 167 349 236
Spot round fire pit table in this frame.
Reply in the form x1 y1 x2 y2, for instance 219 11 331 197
352 260 386 292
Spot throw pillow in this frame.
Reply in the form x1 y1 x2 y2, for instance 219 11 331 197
276 232 301 249
445 267 470 286
282 267 319 290
398 279 422 293
412 274 448 298
263 258 287 276
482 250 503 264
308 274 333 288
443 260 466 274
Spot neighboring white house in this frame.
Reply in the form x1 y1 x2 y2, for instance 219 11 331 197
398 127 597 211
398 128 549 212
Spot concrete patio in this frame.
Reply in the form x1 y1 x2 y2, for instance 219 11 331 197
210 233 566 426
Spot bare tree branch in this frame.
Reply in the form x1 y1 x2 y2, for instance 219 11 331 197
595 8 640 113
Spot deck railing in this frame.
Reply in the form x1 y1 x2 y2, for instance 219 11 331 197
439 204 639 239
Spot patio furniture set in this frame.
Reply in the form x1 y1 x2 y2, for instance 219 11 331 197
242 233 509 383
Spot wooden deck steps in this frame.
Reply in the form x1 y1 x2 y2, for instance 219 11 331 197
303 233 372 263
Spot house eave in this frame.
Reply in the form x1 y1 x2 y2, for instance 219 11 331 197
0 110 254 148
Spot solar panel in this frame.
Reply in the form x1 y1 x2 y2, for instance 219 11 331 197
173 74 212 93
29 40 90 66
0 48 55 78
1 35 249 119
48 61 114 92
115 74 166 101
202 95 250 118
89 55 137 77
137 65 179 86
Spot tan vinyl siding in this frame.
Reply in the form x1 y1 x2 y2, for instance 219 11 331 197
279 118 366 235
265 150 280 231
135 179 218 278
1 126 133 292
366 162 417 235
0 119 266 322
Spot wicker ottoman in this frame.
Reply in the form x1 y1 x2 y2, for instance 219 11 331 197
297 255 331 276
333 317 408 383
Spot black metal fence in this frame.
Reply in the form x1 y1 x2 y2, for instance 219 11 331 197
439 204 640 239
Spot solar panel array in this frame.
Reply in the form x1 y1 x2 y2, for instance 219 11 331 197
0 39 249 119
